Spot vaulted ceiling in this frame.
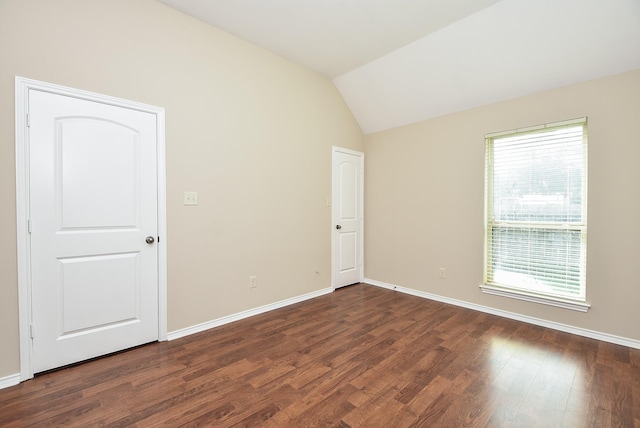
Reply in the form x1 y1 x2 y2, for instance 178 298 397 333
158 0 640 134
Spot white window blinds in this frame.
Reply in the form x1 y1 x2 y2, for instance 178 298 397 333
484 118 587 301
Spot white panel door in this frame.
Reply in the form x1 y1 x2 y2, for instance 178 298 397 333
29 89 159 373
332 148 364 288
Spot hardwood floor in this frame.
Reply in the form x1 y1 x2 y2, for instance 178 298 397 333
1 283 639 427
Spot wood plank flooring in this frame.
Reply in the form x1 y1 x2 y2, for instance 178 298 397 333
1 283 639 427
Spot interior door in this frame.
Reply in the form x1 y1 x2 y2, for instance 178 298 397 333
29 89 159 373
332 147 364 288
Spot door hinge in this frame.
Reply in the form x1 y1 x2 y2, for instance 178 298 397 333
30 324 34 339
28 219 32 234
26 113 30 128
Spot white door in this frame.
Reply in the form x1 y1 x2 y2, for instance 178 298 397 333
332 147 364 289
29 89 159 373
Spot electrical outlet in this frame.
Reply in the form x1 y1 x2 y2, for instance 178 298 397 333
249 276 257 289
439 268 447 279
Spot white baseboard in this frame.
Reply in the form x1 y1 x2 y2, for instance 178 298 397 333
364 278 640 350
168 287 334 341
0 373 21 390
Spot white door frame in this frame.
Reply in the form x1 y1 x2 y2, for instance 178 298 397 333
331 146 364 289
15 77 167 381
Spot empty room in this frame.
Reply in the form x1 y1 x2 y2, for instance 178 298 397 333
0 0 639 426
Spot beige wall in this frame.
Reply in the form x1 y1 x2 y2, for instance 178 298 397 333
365 69 640 342
0 0 363 377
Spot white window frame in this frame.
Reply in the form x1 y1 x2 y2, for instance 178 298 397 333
480 117 590 312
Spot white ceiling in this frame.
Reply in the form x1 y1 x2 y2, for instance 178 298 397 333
158 0 640 134
157 0 502 78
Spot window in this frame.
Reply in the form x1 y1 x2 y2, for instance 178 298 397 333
482 118 588 310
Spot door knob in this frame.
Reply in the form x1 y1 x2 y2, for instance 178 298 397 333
145 236 155 244
336 225 342 230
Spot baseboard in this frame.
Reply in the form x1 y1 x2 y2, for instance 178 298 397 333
364 278 640 350
168 287 334 341
0 373 21 390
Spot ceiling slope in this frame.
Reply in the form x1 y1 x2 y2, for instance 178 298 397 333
157 0 501 78
334 0 640 134
158 0 640 134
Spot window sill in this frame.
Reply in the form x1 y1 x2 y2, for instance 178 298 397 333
479 284 590 312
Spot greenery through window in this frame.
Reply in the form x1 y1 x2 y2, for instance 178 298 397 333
484 118 587 301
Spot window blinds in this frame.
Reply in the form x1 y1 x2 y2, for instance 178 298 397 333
484 118 587 300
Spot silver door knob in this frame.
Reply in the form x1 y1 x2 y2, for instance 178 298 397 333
146 236 155 244
336 225 342 230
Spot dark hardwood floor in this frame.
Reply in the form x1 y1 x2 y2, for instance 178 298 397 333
1 283 638 427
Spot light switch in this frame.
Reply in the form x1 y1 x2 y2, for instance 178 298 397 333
184 191 198 206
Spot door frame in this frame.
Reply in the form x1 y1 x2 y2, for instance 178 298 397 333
331 146 364 289
15 77 167 381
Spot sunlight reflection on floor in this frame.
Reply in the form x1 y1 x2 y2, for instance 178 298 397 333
487 336 585 425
